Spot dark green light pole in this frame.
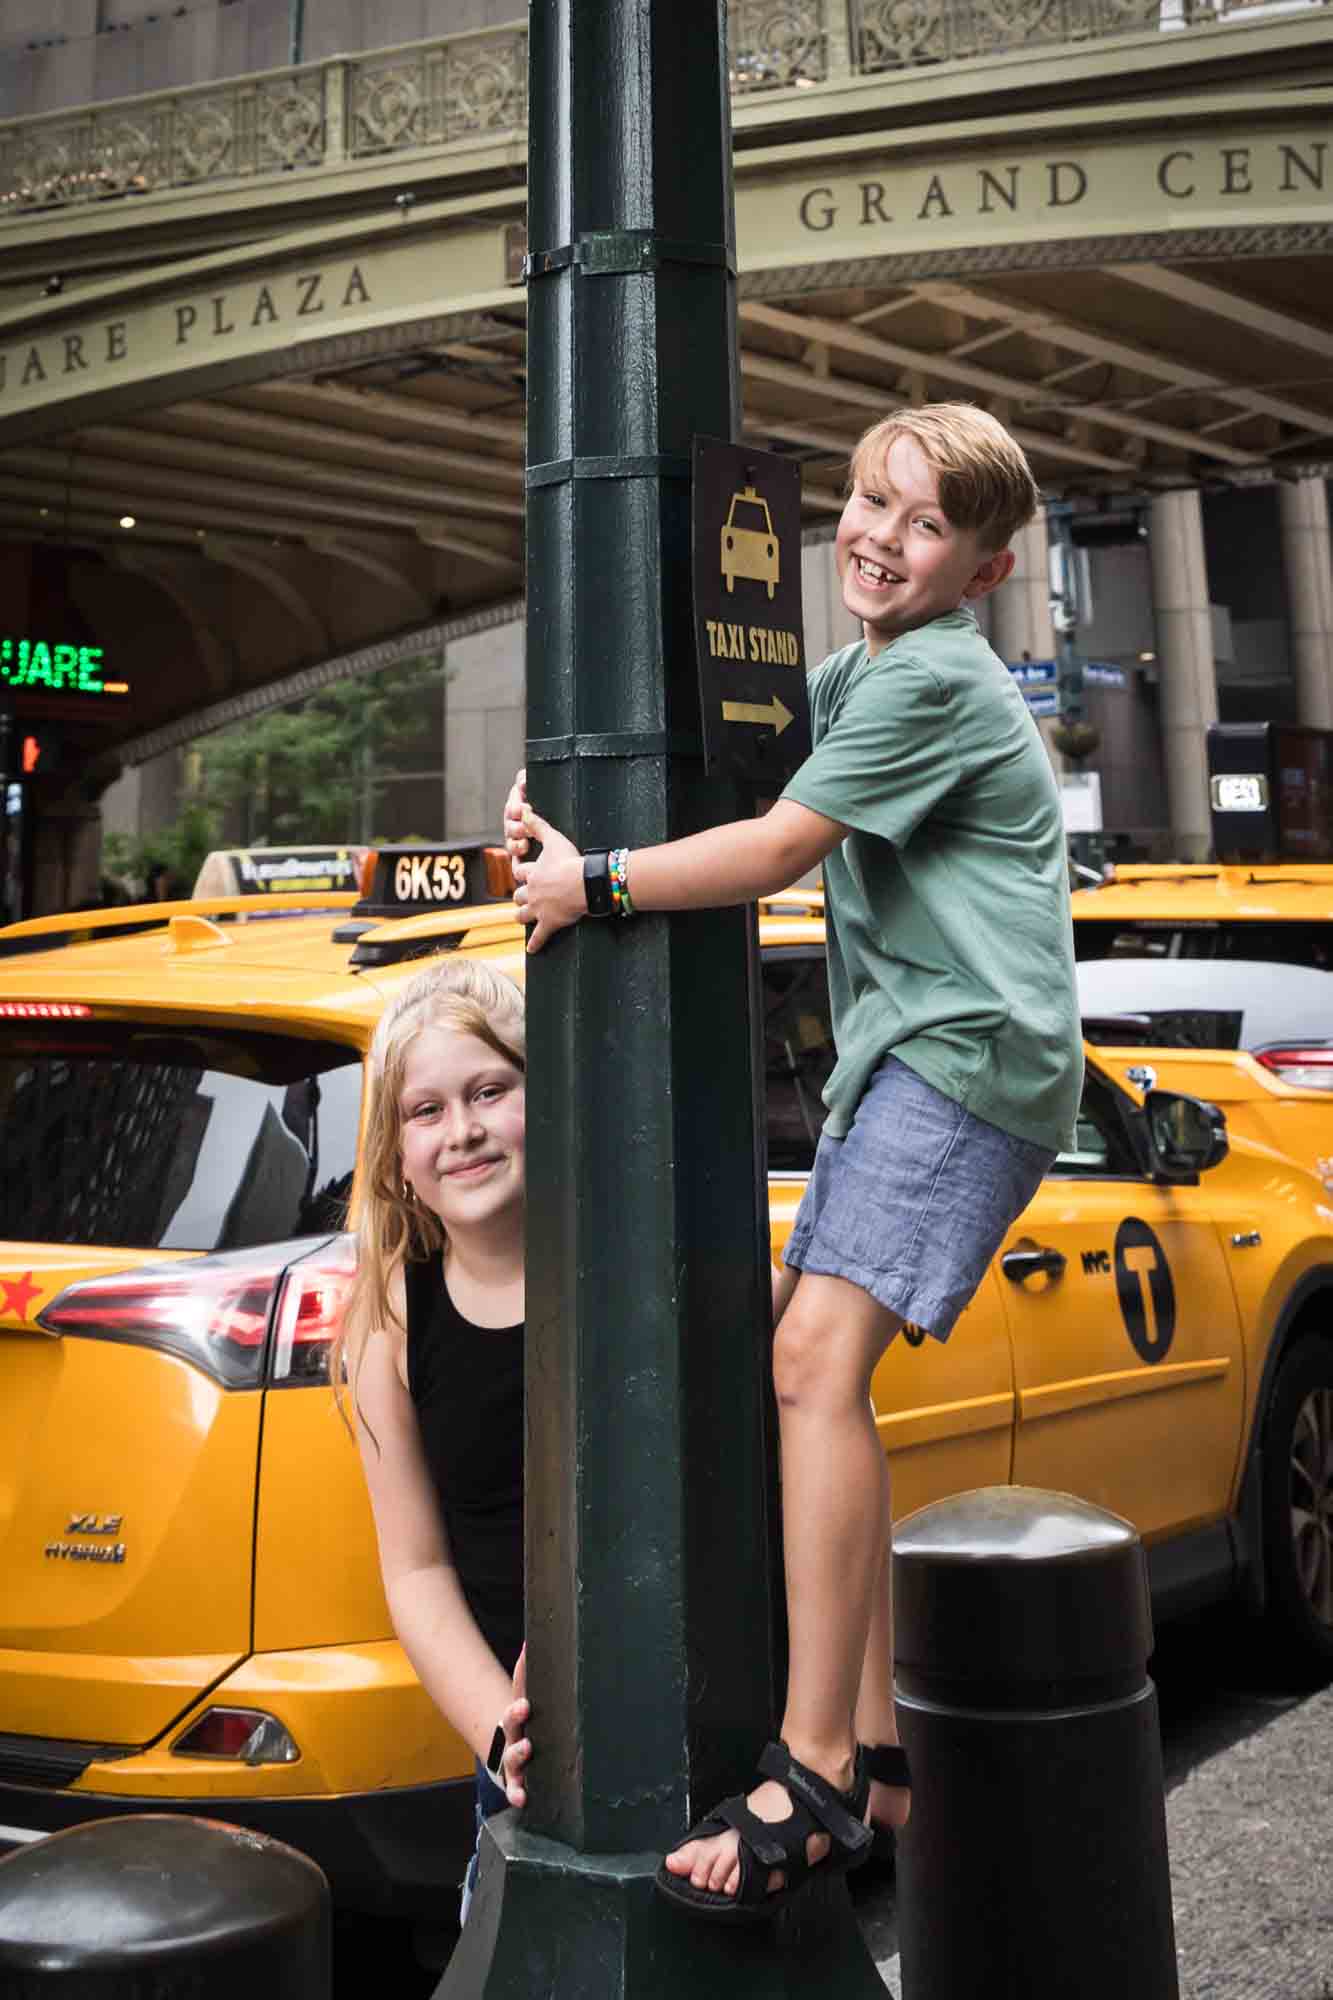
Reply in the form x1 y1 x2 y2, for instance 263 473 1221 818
439 4 884 1989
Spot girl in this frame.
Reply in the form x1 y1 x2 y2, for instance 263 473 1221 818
335 958 532 1924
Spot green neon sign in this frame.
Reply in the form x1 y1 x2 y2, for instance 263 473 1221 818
0 638 129 696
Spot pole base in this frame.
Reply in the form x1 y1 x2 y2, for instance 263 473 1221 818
436 1815 887 2000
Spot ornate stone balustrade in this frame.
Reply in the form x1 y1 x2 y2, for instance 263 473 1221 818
0 0 1323 218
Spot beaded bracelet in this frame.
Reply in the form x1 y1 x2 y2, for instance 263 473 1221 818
608 848 636 918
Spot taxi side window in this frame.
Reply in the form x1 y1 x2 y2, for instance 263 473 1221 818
1052 1071 1143 1181
763 950 834 1172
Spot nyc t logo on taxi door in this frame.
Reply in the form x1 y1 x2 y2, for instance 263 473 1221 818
1114 1217 1176 1364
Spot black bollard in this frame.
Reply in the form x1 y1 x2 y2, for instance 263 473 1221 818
0 1813 330 1998
892 1486 1179 2000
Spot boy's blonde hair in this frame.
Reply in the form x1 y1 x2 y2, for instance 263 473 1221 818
333 957 525 1430
850 402 1040 551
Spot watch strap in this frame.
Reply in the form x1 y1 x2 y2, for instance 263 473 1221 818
583 851 613 917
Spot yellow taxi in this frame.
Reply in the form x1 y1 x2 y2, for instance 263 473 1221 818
1073 876 1333 1198
2 850 1332 1923
1073 722 1333 1190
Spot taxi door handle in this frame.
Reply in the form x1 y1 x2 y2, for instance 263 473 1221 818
1002 1246 1066 1284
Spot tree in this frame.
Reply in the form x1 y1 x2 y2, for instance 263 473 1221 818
102 652 448 893
193 652 447 845
102 799 218 898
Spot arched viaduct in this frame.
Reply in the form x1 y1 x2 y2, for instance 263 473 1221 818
1 1 1330 906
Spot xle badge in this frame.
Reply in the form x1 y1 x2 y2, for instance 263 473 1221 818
1114 1218 1175 1364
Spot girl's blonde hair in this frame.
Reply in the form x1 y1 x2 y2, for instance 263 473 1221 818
334 957 525 1428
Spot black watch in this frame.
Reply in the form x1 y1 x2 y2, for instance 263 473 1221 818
486 1723 507 1789
582 851 613 918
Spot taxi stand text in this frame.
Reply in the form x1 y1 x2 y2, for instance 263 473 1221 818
704 620 802 665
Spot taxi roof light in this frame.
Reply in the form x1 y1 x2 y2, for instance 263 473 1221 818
172 1707 300 1765
37 1240 355 1391
482 845 515 899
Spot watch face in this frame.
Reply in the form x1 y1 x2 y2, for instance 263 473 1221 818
583 852 613 917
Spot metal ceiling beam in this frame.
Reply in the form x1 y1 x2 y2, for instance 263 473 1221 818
1106 264 1333 363
0 469 439 555
138 398 524 490
740 351 1134 474
743 416 863 459
239 377 526 448
911 280 1220 390
4 447 524 545
414 525 523 570
910 278 1333 441
68 428 526 524
739 301 1264 467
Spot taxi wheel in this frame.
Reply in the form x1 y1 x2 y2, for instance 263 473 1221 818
1261 1336 1333 1674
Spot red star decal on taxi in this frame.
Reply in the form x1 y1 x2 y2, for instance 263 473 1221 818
1 1271 42 1320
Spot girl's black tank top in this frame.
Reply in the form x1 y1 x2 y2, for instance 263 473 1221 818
403 1252 523 1675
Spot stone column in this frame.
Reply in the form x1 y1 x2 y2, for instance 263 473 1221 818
1148 489 1218 861
990 507 1065 778
991 507 1056 663
1278 476 1333 730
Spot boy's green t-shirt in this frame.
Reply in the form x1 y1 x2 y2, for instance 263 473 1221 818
781 609 1083 1152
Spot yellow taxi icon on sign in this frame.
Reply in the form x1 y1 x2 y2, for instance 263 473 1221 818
721 486 780 600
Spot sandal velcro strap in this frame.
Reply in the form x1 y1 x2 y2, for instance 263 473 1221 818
758 1740 872 1855
713 1796 791 1872
862 1742 911 1789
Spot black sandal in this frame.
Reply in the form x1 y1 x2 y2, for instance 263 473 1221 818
862 1741 911 1863
654 1739 872 1923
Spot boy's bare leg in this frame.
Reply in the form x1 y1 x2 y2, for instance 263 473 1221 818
854 1451 912 1833
665 1270 900 1899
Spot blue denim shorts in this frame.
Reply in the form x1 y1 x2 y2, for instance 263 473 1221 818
459 1760 509 1927
784 1055 1053 1342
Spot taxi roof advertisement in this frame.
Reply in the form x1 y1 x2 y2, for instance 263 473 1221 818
692 436 812 791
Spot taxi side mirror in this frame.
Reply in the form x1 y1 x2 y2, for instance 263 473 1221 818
1143 1090 1228 1181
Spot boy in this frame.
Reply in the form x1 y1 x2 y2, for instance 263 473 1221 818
505 403 1083 1920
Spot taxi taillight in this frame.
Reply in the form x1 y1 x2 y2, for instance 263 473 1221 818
1255 1047 1333 1091
0 1002 92 1019
36 1239 356 1390
172 1707 300 1765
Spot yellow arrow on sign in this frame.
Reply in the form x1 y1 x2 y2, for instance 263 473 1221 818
721 694 795 735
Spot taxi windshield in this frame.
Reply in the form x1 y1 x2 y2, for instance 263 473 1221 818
1073 919 1333 971
0 1022 362 1250
730 500 770 534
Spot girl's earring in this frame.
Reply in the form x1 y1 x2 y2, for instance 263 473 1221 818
401 1179 414 1204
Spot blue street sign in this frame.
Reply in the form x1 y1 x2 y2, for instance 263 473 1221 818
1007 659 1057 686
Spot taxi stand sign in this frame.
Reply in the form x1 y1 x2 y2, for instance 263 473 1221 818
692 437 812 789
